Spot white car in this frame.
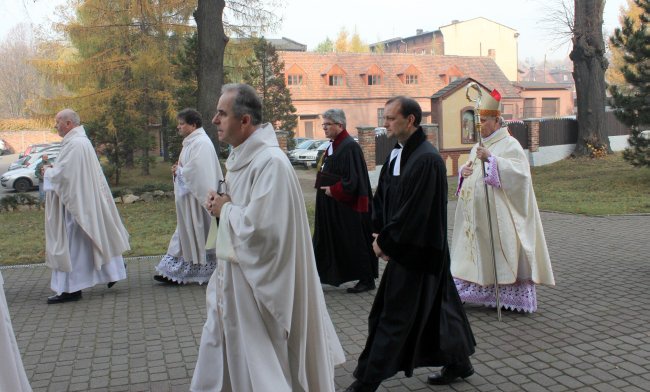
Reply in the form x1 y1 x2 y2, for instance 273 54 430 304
288 139 327 168
8 146 61 171
1 154 58 192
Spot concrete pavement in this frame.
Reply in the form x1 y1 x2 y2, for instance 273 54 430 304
2 202 650 391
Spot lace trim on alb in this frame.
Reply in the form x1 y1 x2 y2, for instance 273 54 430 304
155 253 216 285
454 278 537 313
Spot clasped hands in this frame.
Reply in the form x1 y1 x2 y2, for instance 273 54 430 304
205 190 231 217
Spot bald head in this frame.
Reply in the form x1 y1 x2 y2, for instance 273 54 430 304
54 109 80 137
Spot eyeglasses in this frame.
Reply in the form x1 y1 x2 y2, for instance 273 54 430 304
321 122 339 128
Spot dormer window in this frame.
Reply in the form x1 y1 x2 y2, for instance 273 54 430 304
406 74 418 84
329 75 344 86
322 64 347 87
287 74 303 86
368 75 381 85
285 64 306 87
398 64 421 85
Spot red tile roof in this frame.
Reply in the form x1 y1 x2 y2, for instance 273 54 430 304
279 52 519 101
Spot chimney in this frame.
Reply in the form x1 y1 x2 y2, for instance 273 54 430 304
451 20 459 24
488 49 496 59
416 29 423 35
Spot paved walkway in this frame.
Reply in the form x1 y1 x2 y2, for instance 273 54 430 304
2 204 650 392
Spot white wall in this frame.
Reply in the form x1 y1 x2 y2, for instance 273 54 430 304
526 135 630 167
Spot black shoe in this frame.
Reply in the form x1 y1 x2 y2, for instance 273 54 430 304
344 380 380 392
47 291 82 304
427 360 474 385
107 281 116 288
346 280 376 293
153 275 179 285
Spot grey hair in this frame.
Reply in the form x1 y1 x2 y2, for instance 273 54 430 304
59 109 81 126
220 83 262 126
322 109 346 128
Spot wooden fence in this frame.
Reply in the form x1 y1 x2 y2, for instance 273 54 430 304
507 111 630 149
506 121 528 149
375 133 397 165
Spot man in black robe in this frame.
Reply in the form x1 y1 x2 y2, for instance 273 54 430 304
313 108 378 293
345 97 476 392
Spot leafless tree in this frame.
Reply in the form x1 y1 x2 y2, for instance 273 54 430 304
570 0 609 156
538 0 610 156
195 0 281 145
0 24 39 118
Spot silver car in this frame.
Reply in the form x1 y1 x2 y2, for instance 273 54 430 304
8 146 61 171
1 154 58 192
288 139 327 168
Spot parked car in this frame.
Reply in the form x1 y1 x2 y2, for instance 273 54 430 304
1 155 58 192
314 141 331 168
18 143 60 159
288 139 327 168
290 137 311 151
9 145 61 171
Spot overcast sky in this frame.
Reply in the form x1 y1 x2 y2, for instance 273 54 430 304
1 0 627 62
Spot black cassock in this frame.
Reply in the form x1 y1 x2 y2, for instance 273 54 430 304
354 128 476 383
313 134 378 286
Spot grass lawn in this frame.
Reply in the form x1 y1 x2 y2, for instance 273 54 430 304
0 153 647 266
531 153 650 215
448 153 650 215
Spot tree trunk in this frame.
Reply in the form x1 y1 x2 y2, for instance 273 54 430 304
570 0 610 156
195 0 226 152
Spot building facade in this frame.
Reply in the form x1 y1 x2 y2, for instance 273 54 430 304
279 52 520 139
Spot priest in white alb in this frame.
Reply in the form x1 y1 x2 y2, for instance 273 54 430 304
43 109 129 304
154 108 223 285
451 88 555 313
191 83 345 392
1 271 32 391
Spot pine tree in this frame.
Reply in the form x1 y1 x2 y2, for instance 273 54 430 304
243 38 297 136
34 0 194 179
605 0 644 87
609 0 650 168
314 37 334 53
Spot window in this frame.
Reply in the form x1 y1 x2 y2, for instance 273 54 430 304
377 108 384 127
328 75 343 86
305 121 313 139
542 98 559 117
523 98 536 118
461 110 477 144
367 75 381 85
406 74 418 84
287 74 303 86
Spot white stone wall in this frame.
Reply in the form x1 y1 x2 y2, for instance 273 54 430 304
608 135 629 152
527 144 575 167
526 135 630 167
